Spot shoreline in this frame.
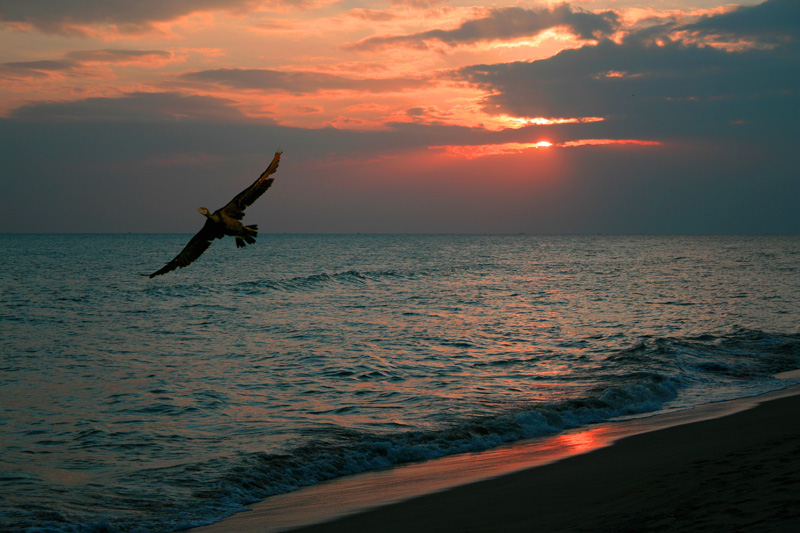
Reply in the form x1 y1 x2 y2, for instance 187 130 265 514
191 380 800 532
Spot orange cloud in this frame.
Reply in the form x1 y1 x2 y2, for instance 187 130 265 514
1 49 179 76
430 142 548 159
179 67 432 94
0 49 186 115
594 70 642 79
499 116 605 128
432 139 662 159
67 49 178 67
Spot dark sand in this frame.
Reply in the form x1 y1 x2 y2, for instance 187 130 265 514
194 386 800 532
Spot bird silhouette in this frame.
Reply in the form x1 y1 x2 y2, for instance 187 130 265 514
146 151 282 278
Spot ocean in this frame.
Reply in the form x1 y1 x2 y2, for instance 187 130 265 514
1 234 799 532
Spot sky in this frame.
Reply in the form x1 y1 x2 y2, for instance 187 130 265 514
0 0 797 234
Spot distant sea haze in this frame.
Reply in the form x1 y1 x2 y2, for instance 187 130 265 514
2 234 799 531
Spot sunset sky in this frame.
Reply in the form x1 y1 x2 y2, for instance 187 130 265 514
1 0 797 234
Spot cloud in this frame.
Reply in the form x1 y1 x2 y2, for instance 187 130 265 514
388 0 444 7
179 68 432 94
0 0 306 35
684 0 800 43
349 5 619 51
431 139 663 159
1 49 174 72
1 89 491 152
64 49 175 64
0 49 177 85
454 0 799 143
0 59 74 76
348 9 397 23
7 91 253 122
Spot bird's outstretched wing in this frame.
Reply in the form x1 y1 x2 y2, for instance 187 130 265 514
147 220 222 278
221 151 282 220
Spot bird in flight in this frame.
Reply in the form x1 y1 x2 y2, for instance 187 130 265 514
146 151 282 278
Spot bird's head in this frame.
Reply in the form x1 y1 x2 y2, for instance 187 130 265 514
198 207 210 217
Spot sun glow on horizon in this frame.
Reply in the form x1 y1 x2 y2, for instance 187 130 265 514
432 138 662 159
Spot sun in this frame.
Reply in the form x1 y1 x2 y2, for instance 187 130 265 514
535 141 553 148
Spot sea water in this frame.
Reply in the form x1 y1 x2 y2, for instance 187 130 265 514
1 234 799 531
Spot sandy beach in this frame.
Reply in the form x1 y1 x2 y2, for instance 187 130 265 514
194 384 800 532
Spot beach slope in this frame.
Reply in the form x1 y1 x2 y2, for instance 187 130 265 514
292 392 800 532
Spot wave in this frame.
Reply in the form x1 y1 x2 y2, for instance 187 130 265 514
142 264 487 297
179 330 800 529
610 328 800 382
9 376 685 532
231 269 414 294
176 377 679 526
10 329 800 532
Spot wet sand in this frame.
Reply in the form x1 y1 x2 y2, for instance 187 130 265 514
193 384 800 532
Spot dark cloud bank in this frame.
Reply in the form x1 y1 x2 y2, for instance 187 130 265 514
349 5 619 50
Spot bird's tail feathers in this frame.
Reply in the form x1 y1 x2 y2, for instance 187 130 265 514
236 225 258 248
